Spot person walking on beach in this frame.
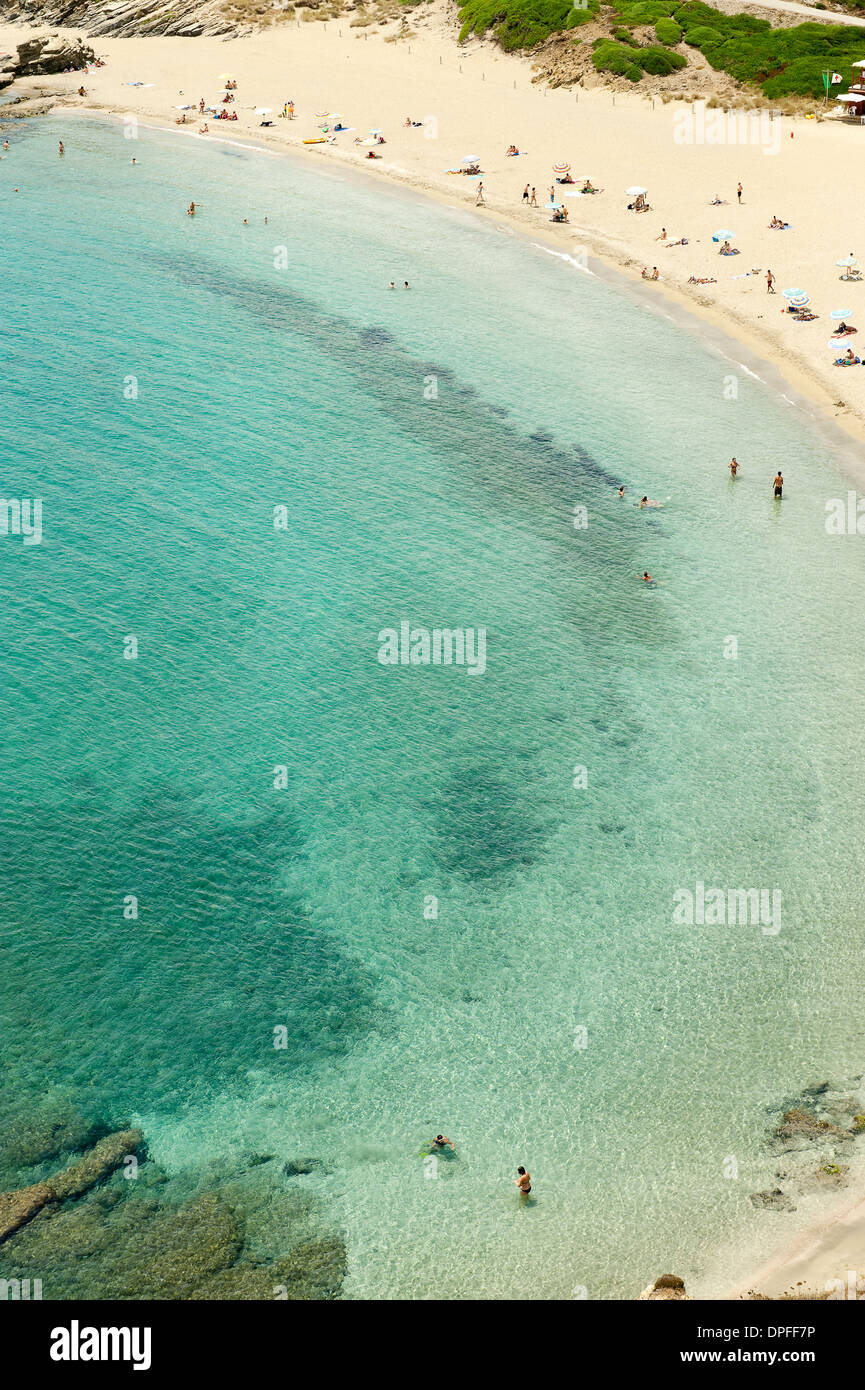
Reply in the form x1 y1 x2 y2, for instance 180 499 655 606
737 182 743 204
773 471 783 498
476 181 485 206
766 269 775 294
522 183 529 203
729 457 740 477
513 1166 531 1196
530 187 537 207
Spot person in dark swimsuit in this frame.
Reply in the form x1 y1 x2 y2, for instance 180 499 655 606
513 1165 531 1195
430 1134 455 1151
773 471 783 498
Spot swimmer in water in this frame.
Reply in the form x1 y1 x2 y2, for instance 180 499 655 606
729 457 740 477
617 486 625 498
773 471 783 498
513 1166 531 1195
429 1134 455 1152
639 497 662 509
639 571 653 583
187 202 196 216
58 141 64 156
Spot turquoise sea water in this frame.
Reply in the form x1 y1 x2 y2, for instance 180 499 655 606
2 115 865 1299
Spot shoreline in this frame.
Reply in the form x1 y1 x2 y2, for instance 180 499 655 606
5 10 865 450
4 15 865 1301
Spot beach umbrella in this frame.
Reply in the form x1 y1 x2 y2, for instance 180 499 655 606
217 72 235 81
255 107 273 115
370 128 384 136
828 337 851 349
789 294 811 308
781 287 804 299
553 161 571 174
837 256 858 267
625 185 647 195
545 202 563 210
830 309 854 319
714 229 735 240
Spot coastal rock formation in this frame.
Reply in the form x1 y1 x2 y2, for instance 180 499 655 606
0 1099 106 1168
0 1128 143 1243
0 2 237 39
749 1186 797 1212
638 1273 691 1300
282 1156 333 1177
0 31 94 89
773 1108 852 1146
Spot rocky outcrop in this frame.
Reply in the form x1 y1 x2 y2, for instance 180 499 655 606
0 2 238 39
0 31 94 89
638 1273 691 1301
0 1128 143 1243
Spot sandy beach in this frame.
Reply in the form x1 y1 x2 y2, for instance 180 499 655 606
5 4 865 441
3 5 865 1301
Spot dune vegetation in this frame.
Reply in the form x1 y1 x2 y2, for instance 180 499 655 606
457 0 865 98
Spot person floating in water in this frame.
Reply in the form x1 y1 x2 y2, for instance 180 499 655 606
513 1165 531 1195
729 457 740 477
187 202 196 217
430 1134 455 1152
773 471 783 498
639 496 662 508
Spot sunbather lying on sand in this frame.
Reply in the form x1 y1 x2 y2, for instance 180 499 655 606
688 276 717 285
834 349 861 365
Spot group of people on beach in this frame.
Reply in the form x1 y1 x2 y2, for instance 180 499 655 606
425 1136 532 1197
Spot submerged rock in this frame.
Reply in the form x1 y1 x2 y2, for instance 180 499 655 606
774 1109 851 1144
0 1101 107 1168
282 1157 332 1178
750 1187 797 1212
0 1129 142 1243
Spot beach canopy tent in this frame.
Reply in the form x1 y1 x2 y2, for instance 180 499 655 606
625 185 647 195
835 93 865 104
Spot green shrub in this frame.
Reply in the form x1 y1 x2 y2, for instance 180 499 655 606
457 0 599 48
640 43 686 72
655 16 682 43
684 24 722 45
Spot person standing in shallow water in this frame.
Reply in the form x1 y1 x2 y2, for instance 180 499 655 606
513 1165 531 1196
729 457 740 477
773 471 783 498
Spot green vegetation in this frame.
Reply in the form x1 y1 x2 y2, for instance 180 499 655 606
457 0 598 49
654 16 682 44
593 35 686 78
456 0 865 98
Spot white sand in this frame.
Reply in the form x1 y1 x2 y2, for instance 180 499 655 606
3 7 865 1296
730 1183 865 1300
5 7 865 436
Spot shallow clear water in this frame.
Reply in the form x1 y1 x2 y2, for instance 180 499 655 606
1 116 864 1299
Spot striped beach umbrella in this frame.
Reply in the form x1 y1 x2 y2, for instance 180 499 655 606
789 294 811 308
553 161 571 174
